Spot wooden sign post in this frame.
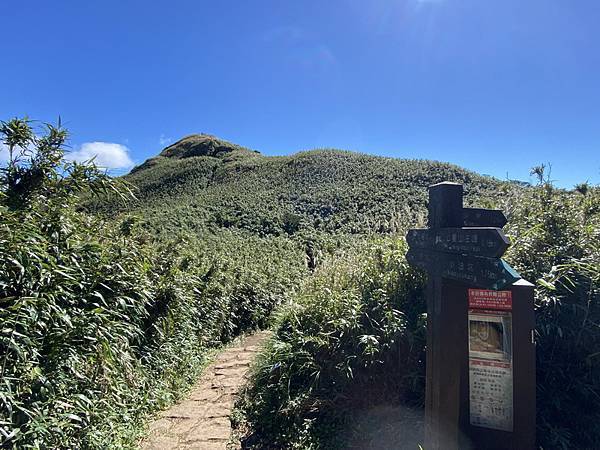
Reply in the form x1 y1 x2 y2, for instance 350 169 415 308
406 182 535 450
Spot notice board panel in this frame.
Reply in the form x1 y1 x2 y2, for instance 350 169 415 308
468 289 514 432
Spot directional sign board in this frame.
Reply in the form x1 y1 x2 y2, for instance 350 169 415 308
406 249 521 290
463 208 507 228
405 183 533 450
406 227 510 258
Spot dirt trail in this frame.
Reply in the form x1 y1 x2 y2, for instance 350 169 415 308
141 332 269 450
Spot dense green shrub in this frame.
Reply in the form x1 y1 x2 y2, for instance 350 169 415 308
235 239 426 449
0 118 154 447
236 178 599 449
0 119 306 448
3 116 598 449
502 175 600 449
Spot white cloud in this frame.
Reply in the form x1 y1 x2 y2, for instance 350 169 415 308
159 134 172 146
67 142 134 170
1 141 134 171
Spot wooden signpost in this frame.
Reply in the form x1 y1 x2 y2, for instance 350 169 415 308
407 227 510 258
462 208 508 228
406 182 535 450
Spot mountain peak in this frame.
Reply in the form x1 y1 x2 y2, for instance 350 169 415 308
159 134 257 159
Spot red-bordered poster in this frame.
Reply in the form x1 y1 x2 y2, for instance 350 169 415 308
468 289 514 432
469 288 512 311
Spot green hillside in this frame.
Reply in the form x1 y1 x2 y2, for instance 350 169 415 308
4 119 597 450
107 134 510 237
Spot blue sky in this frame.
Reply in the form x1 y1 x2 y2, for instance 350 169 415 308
1 0 599 187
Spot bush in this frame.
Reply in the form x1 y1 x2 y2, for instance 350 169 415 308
502 175 600 449
0 118 156 447
235 239 426 449
237 176 600 450
3 116 597 449
0 118 306 448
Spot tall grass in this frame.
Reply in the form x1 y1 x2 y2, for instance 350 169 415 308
0 118 305 448
502 174 600 449
2 116 597 449
235 239 427 449
236 178 600 449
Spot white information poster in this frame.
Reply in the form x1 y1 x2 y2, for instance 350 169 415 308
468 289 514 432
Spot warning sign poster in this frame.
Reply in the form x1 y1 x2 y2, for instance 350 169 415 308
468 289 514 432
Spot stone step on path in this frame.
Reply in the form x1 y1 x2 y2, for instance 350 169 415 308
141 331 269 450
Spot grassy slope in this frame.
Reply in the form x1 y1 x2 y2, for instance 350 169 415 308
234 184 600 450
99 134 598 449
109 134 508 238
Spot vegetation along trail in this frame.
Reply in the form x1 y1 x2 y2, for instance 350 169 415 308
141 332 269 450
2 119 598 449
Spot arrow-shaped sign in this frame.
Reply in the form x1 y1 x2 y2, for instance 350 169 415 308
406 249 521 290
406 227 510 258
462 208 507 228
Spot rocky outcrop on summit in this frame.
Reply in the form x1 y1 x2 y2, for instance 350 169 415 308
130 134 259 174
160 134 258 159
